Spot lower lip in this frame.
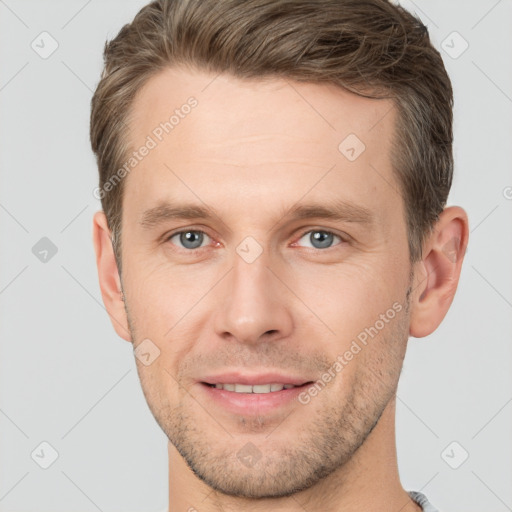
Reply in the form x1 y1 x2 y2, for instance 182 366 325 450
198 382 312 416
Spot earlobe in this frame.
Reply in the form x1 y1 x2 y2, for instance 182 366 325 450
92 211 132 342
409 206 469 338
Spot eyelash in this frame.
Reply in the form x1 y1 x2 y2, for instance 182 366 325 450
294 228 346 250
165 228 347 252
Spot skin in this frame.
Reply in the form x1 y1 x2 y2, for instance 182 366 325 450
93 66 469 512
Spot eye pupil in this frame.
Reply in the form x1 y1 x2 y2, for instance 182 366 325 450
172 229 339 251
310 231 334 249
180 231 203 249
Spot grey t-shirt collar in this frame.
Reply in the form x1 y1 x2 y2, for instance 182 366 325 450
409 490 441 512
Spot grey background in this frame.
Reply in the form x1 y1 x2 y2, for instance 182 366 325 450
0 0 511 511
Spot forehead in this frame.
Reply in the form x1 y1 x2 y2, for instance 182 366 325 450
128 66 396 153
124 66 401 229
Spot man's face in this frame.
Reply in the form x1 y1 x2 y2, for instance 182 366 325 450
120 67 413 498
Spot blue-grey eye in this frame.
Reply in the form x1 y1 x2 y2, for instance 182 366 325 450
170 230 210 250
297 230 341 249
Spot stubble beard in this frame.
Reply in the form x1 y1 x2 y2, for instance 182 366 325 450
124 282 412 499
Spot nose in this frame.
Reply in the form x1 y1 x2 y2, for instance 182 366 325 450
213 249 294 345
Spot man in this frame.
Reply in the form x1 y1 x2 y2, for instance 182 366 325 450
90 1 468 510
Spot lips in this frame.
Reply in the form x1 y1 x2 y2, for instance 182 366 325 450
198 375 314 416
205 383 300 393
200 372 313 388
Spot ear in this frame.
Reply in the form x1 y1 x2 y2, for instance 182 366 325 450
92 211 132 342
409 206 469 338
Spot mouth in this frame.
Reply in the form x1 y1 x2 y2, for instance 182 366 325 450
198 376 315 416
202 382 313 393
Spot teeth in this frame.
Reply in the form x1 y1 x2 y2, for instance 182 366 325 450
235 384 253 393
253 384 272 393
211 383 299 393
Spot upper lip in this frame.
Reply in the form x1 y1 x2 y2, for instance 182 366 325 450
199 372 313 386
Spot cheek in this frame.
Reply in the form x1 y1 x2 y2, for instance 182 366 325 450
123 258 206 333
135 360 179 430
289 258 404 340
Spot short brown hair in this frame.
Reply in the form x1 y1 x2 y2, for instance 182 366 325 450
90 0 453 269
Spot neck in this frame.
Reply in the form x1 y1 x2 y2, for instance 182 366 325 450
167 396 421 512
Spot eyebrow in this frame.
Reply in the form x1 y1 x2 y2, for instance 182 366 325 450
140 199 375 230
